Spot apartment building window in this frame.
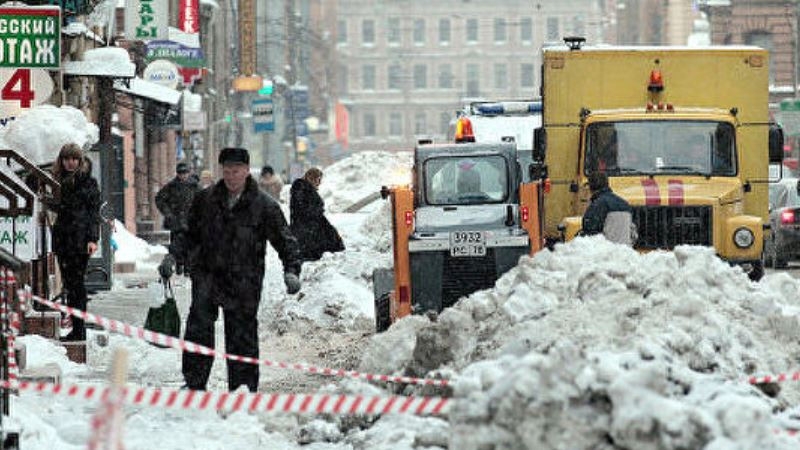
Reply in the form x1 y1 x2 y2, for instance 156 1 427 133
439 18 451 44
415 112 426 135
520 63 534 89
338 64 349 94
389 112 403 136
494 18 507 43
388 64 402 90
546 17 559 41
362 65 376 90
494 63 508 90
520 17 533 43
438 64 453 89
572 15 584 37
440 112 451 135
466 18 478 43
362 19 375 45
387 17 400 45
337 19 347 45
466 63 480 97
413 19 425 45
363 112 376 137
414 64 427 89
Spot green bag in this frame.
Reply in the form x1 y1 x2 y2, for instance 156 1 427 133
144 280 180 346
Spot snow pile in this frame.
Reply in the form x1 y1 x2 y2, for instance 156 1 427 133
112 219 168 272
359 237 800 449
0 105 99 165
318 151 412 213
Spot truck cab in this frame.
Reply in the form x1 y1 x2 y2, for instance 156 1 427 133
373 137 545 331
538 43 783 280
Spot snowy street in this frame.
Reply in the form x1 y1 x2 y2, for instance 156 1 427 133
5 152 800 449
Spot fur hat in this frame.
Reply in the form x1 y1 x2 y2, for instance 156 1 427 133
218 147 250 165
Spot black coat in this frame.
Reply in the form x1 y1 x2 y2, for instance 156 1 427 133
289 178 345 262
51 169 101 256
582 187 632 236
155 176 199 231
185 177 301 310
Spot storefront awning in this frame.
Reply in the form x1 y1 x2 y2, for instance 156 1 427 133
113 78 182 105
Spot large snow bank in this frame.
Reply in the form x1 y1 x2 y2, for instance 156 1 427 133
318 151 412 213
0 105 99 165
358 237 800 449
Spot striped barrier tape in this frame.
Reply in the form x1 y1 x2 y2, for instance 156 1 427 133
30 295 450 387
748 373 800 385
0 379 449 416
1 301 18 383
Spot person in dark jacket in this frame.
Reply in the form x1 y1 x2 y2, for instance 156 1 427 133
582 172 635 246
181 147 302 392
289 168 345 262
48 143 101 342
155 162 199 275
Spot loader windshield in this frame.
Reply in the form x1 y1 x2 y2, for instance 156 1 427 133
424 155 508 205
585 120 737 176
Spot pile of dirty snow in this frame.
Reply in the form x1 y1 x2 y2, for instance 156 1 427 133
318 151 412 213
356 237 800 449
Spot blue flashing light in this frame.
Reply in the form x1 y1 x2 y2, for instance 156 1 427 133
474 101 542 115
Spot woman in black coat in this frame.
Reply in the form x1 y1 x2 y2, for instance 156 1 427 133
289 168 344 262
48 143 101 341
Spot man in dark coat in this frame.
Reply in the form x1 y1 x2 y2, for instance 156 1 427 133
48 144 101 341
155 162 199 275
582 172 635 246
289 167 345 262
181 147 302 392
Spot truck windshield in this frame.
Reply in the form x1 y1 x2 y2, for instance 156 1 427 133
424 155 508 205
585 120 737 176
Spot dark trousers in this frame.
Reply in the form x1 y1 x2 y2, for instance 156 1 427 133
181 277 259 392
57 252 89 340
169 230 190 271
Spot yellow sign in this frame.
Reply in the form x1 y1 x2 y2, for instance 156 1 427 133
232 75 262 92
238 0 255 76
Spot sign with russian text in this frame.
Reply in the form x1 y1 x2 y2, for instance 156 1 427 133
179 0 199 33
124 0 168 41
0 7 60 69
0 68 53 122
145 40 204 68
252 98 274 133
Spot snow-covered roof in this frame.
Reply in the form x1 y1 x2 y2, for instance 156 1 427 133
168 27 200 48
114 77 182 105
62 22 105 45
63 47 135 78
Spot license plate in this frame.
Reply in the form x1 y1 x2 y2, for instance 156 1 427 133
449 231 486 257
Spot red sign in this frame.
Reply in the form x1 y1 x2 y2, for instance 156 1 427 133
335 102 349 148
178 0 199 33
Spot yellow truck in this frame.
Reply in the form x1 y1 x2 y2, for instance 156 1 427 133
537 40 783 279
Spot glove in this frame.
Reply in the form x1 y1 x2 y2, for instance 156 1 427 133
284 272 301 294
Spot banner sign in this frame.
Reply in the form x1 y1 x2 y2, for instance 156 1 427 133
0 7 60 69
252 98 274 133
145 40 204 68
124 0 168 40
178 0 199 33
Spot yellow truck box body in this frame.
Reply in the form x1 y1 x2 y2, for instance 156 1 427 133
542 46 769 263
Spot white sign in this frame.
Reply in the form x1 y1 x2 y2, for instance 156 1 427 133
124 0 169 40
143 59 180 89
0 215 37 261
0 68 53 127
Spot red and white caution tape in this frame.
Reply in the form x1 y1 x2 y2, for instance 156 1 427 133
0 379 449 416
1 301 18 383
31 295 449 387
748 373 800 385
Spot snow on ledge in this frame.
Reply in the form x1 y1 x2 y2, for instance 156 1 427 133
114 77 182 105
63 47 135 78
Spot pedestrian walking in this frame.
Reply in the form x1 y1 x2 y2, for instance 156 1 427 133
181 147 302 392
581 172 636 246
155 162 199 276
289 167 345 262
259 165 283 201
47 143 101 342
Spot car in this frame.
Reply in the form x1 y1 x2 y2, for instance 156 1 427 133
764 178 800 268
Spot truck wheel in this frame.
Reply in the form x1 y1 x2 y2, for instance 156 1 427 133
375 292 391 333
748 260 764 281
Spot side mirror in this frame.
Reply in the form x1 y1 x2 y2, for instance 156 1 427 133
769 122 784 164
533 127 546 162
529 163 548 181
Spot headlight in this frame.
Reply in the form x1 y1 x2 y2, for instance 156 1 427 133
733 227 755 249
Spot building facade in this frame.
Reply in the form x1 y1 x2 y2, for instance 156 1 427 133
331 0 606 152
